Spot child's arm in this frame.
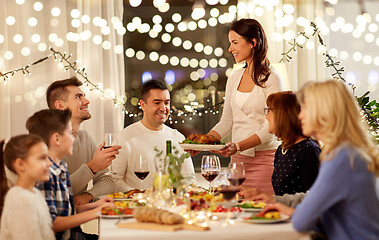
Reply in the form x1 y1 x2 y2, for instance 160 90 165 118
75 196 114 213
52 202 113 232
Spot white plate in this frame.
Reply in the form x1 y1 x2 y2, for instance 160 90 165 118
99 195 131 201
97 212 133 219
211 211 239 219
241 207 264 213
244 214 290 224
179 143 226 151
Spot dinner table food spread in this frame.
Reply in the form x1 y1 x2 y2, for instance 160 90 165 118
98 189 311 240
99 216 310 240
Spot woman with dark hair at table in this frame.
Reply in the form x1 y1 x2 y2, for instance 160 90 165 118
204 18 284 194
260 80 379 239
265 91 320 195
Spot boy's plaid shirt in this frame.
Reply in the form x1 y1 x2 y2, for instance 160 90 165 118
36 158 84 240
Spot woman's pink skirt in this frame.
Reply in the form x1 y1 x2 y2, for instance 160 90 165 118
231 150 275 195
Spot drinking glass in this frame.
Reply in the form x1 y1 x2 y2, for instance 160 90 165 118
201 155 221 194
227 162 245 202
104 133 118 174
227 162 246 187
219 185 240 226
134 154 150 190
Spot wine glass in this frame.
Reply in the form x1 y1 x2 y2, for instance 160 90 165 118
134 154 150 190
227 162 246 187
104 133 118 174
227 162 246 202
219 185 240 226
201 155 221 194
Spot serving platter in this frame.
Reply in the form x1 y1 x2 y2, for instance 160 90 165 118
97 212 133 219
179 143 226 151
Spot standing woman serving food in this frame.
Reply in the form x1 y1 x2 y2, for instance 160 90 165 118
208 18 283 194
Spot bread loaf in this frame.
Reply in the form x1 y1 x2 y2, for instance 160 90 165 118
133 207 184 225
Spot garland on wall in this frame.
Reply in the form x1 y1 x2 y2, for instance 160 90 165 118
0 47 125 107
281 21 379 138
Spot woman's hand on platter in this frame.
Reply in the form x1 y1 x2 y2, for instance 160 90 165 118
213 142 238 157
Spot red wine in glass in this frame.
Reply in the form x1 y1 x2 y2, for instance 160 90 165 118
135 154 150 190
228 177 246 186
134 171 150 180
104 133 118 174
227 162 246 187
201 155 221 194
220 188 240 201
202 171 219 182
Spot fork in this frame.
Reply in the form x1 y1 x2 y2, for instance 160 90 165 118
115 215 124 225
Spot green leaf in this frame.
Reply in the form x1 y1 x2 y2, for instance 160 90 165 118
360 97 369 106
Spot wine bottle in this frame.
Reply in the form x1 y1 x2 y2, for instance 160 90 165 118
166 140 172 155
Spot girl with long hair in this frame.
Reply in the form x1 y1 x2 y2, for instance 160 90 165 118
0 134 55 240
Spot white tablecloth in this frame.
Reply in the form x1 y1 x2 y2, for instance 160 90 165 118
99 217 311 240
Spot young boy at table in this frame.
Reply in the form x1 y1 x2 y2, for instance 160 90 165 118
26 109 114 240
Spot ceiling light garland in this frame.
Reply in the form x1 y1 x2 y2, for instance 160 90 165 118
127 48 229 70
124 16 232 58
2 1 377 126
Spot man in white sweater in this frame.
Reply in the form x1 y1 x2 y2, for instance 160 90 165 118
113 79 196 191
46 77 121 204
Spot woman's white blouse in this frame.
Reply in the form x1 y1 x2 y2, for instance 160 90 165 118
211 67 284 157
235 90 251 109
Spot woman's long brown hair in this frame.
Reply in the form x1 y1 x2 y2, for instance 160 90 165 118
230 18 271 87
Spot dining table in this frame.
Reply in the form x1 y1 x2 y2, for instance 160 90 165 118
99 213 311 240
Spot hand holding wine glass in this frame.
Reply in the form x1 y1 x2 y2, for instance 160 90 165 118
134 154 150 190
201 155 221 194
104 133 119 174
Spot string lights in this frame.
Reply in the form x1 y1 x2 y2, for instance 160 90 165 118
2 1 378 126
0 47 225 123
0 56 50 84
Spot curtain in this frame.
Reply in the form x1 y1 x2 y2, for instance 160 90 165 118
0 0 125 144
